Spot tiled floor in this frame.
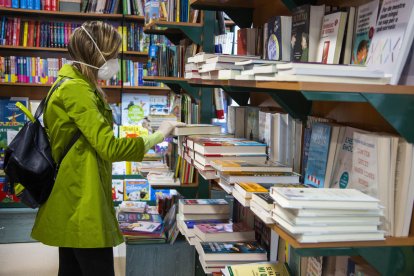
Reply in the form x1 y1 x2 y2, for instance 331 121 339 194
0 242 126 276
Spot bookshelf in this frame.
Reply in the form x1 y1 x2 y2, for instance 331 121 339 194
187 0 414 275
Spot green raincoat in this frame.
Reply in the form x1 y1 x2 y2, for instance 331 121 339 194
31 64 146 248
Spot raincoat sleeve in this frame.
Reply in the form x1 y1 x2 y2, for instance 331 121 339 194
142 131 165 152
60 80 146 162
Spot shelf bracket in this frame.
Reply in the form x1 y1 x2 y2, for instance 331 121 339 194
155 23 203 45
301 91 367 102
267 90 312 120
224 9 254 28
362 93 414 143
220 86 250 106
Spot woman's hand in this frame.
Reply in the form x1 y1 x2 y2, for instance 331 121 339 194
157 121 186 137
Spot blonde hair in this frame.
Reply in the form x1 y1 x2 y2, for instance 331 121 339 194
68 21 121 97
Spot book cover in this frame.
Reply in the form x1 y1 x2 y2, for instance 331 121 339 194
201 241 266 255
366 0 414 84
317 12 348 64
244 107 259 141
351 0 379 65
184 219 230 230
149 95 169 115
0 98 28 126
195 223 251 234
266 16 292 61
121 93 150 126
118 212 163 223
211 160 292 173
304 123 331 188
236 182 268 193
119 125 149 138
181 199 228 206
112 179 124 201
225 262 290 276
120 221 162 233
124 179 151 201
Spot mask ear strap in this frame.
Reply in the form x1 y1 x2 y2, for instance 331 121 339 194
71 60 100 69
81 25 107 63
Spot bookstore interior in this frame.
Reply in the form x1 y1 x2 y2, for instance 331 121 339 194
1 0 414 275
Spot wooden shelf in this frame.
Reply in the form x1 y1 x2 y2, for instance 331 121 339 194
0 45 68 52
271 225 414 249
144 76 187 82
123 51 148 56
124 15 145 21
0 7 124 19
0 83 168 90
143 20 203 44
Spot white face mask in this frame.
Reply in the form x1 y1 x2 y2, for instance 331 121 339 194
71 26 120 80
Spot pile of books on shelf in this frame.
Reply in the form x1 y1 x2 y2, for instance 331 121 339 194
117 201 167 244
270 187 385 243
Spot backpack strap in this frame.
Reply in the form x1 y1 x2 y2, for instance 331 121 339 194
34 77 72 119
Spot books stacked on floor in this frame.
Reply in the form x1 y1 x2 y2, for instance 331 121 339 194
117 201 166 244
231 182 268 207
222 262 290 276
270 187 385 243
177 199 231 245
195 241 268 274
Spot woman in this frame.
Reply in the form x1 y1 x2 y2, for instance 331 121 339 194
31 21 180 275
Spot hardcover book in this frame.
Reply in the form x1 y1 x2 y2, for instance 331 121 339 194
178 199 230 214
265 16 292 61
124 179 151 201
121 93 150 126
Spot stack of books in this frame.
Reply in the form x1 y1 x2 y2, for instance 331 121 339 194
231 182 268 207
195 241 268 274
185 135 267 180
147 171 180 187
177 199 230 245
249 193 275 224
222 262 290 276
117 205 166 244
270 187 385 243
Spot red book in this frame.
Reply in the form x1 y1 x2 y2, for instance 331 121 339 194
50 0 56 11
5 18 11 45
237 28 247 55
36 21 41 47
45 0 50 11
0 0 4 7
27 21 34 47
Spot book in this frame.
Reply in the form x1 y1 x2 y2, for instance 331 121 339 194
294 231 385 243
273 214 379 234
316 12 348 64
244 106 259 141
177 213 230 221
112 179 124 201
178 199 230 214
366 0 414 84
273 206 384 218
120 221 162 233
264 16 292 61
147 171 180 186
0 98 28 126
118 201 147 213
233 182 268 199
194 140 267 156
179 219 230 237
198 241 267 261
211 160 292 173
304 123 341 188
194 222 255 242
172 124 221 136
270 187 380 210
232 188 251 207
206 54 261 64
194 153 267 167
224 262 290 276
121 93 150 126
291 4 326 62
117 212 163 223
249 201 274 224
124 179 151 201
341 6 356 64
351 0 380 65
220 172 300 184
251 193 274 212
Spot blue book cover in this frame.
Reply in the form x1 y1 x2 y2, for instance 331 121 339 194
266 16 282 60
20 0 27 9
0 98 28 126
304 123 332 188
301 127 312 179
27 0 33 9
124 179 151 201
12 0 19 8
184 219 229 229
34 0 41 10
201 241 266 255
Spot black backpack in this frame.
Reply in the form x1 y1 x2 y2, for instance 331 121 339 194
3 77 81 208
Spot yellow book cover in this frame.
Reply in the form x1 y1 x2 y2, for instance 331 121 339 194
122 26 127 52
226 262 290 276
176 0 180 22
119 125 149 138
238 182 267 192
23 22 28 47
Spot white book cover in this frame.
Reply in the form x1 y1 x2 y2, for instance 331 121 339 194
121 93 150 126
366 0 414 84
330 126 366 189
316 12 348 64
